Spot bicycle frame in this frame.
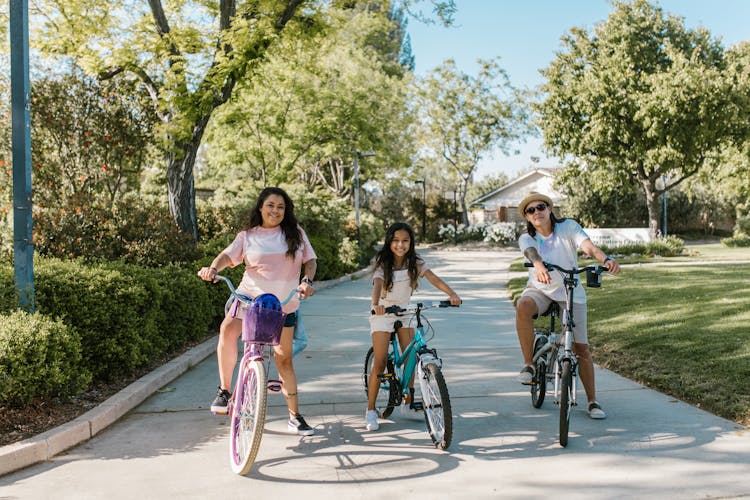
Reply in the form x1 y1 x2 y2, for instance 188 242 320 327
387 310 434 402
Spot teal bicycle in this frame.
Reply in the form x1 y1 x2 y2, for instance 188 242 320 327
363 301 459 449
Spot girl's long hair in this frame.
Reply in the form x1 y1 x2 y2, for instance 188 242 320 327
374 222 420 292
527 211 566 237
246 187 301 258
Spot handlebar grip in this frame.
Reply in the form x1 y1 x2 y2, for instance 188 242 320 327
384 305 403 314
439 300 459 307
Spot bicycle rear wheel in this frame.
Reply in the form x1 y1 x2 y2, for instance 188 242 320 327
229 359 267 475
558 358 573 447
419 361 452 449
364 347 399 418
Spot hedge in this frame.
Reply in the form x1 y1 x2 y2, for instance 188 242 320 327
0 310 91 406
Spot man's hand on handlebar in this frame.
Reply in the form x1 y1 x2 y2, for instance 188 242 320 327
533 260 552 284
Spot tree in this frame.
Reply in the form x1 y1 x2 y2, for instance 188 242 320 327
416 58 528 224
34 0 313 240
537 0 736 237
201 4 415 198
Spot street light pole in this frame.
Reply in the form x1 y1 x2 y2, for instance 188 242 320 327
414 178 426 238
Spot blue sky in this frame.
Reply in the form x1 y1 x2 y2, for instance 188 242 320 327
407 0 750 180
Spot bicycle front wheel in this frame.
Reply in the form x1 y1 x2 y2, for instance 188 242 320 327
419 362 452 450
229 359 267 475
364 347 399 418
558 358 573 447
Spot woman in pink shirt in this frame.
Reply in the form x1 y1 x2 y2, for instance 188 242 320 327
198 187 317 436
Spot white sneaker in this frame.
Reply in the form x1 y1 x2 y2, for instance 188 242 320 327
588 401 607 419
365 409 379 431
400 401 423 421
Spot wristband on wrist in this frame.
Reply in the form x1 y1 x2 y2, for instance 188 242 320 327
209 266 218 274
603 256 613 264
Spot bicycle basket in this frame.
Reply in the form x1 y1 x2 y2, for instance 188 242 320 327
242 293 286 345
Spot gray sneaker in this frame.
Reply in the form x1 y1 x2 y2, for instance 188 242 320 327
588 402 607 419
516 365 535 385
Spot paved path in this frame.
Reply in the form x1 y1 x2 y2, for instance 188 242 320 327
1 249 748 499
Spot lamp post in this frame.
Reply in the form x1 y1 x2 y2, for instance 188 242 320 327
444 189 458 244
414 178 426 238
354 150 375 248
662 174 667 237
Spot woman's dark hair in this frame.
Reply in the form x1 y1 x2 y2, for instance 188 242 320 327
374 222 420 292
246 187 301 258
526 210 566 237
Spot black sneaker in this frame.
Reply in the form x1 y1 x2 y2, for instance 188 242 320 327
210 387 231 415
288 413 315 436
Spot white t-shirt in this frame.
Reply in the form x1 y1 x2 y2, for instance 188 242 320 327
518 219 589 303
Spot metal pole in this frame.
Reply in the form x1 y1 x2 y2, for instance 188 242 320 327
354 153 360 247
421 180 426 238
662 175 667 237
10 0 35 312
453 190 457 245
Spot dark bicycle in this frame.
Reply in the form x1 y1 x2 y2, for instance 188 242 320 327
525 261 605 447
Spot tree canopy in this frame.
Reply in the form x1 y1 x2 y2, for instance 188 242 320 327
537 0 739 237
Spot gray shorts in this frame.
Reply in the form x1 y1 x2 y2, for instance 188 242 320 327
520 287 588 344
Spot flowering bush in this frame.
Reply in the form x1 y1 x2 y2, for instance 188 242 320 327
438 222 517 245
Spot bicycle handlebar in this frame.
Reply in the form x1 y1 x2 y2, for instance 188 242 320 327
371 300 460 316
524 261 604 276
213 274 299 305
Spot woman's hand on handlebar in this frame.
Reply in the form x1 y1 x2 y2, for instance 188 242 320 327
197 266 219 283
297 282 314 299
533 261 552 284
603 258 621 275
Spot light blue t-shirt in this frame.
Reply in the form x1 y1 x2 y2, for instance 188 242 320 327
518 219 589 303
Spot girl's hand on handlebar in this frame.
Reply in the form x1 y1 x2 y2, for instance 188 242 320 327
197 266 219 283
371 304 385 315
447 293 462 306
533 261 552 284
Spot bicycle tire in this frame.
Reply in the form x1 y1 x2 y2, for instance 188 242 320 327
531 360 547 408
364 346 398 418
559 358 572 447
229 359 267 475
419 361 453 449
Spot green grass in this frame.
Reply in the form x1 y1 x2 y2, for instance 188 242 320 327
508 265 750 426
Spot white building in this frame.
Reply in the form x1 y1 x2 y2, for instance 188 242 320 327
469 168 563 224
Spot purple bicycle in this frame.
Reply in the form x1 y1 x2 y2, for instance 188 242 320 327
214 275 297 475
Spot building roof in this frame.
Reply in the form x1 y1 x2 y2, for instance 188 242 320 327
470 168 562 208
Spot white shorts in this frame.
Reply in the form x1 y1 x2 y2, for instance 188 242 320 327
369 313 411 334
520 287 588 344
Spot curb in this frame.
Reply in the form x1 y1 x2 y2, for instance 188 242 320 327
0 267 371 477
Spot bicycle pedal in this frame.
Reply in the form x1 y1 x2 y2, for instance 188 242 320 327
411 401 424 412
267 379 282 392
377 373 393 381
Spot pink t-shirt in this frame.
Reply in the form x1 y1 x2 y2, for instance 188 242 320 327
223 225 316 313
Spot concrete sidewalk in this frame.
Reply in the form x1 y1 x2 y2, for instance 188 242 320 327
1 249 748 499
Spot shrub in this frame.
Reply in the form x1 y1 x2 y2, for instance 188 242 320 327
646 235 685 257
0 310 91 406
438 222 516 245
599 242 648 256
721 236 750 247
308 235 358 281
33 195 200 267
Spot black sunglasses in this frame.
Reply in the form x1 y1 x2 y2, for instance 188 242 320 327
524 203 548 215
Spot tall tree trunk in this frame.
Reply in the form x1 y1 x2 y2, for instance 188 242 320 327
167 117 210 241
642 179 660 239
